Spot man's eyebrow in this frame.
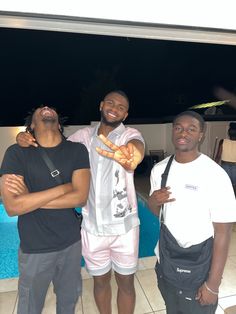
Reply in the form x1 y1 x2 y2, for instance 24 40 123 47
188 124 198 128
173 123 198 129
104 99 128 107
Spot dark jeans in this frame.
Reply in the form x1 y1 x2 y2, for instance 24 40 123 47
156 268 218 314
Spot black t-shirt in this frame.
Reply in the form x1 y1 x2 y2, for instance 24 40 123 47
0 139 90 253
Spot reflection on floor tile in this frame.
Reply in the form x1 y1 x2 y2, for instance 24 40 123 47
138 256 156 271
81 277 100 314
220 258 236 298
228 231 236 256
134 276 153 313
81 267 92 280
0 290 17 314
215 306 225 314
219 295 236 312
0 277 18 293
135 269 165 312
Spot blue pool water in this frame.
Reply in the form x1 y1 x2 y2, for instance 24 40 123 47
0 206 19 279
138 196 160 258
0 198 159 279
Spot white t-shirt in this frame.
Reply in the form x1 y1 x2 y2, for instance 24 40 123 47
150 154 236 254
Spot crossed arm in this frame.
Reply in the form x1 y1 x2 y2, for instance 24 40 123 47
0 169 90 216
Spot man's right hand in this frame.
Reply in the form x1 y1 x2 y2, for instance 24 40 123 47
147 187 175 216
16 132 38 147
150 187 175 207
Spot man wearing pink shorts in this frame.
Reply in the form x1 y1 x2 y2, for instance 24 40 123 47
68 90 145 314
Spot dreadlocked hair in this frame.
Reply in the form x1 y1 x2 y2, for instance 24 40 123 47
24 105 68 137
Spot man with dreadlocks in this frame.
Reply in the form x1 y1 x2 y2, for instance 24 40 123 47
0 105 90 314
15 91 145 314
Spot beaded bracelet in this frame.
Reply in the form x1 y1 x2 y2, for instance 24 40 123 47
204 282 219 295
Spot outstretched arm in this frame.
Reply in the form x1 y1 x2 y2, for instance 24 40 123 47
96 134 144 171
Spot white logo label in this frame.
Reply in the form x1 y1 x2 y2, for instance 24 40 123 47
176 267 191 274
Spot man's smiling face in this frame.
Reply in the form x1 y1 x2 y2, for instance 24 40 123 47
100 92 129 128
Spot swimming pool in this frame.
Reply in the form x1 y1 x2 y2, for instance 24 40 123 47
0 197 159 279
0 205 19 279
137 196 160 258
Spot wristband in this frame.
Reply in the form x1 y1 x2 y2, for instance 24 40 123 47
204 281 219 295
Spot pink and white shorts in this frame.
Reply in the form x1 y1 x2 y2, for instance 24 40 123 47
81 226 139 276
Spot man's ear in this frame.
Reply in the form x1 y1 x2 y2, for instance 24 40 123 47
30 123 34 133
199 132 204 142
99 101 104 111
123 112 128 121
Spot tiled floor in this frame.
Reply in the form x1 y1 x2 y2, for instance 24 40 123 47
1 243 236 314
0 176 236 314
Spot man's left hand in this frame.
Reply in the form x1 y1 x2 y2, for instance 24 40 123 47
195 282 218 306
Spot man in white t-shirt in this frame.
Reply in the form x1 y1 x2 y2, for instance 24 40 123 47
148 111 236 314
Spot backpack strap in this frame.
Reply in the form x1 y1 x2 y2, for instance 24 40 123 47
161 155 174 188
38 147 63 185
160 155 174 223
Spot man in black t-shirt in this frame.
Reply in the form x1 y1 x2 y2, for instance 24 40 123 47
0 106 90 314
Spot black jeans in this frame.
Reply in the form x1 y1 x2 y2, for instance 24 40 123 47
156 263 218 314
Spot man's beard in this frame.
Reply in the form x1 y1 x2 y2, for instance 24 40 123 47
101 111 123 128
42 116 57 124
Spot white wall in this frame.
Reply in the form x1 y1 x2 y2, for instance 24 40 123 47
202 121 228 158
1 1 236 30
0 127 26 165
1 2 236 46
128 124 167 155
0 121 231 165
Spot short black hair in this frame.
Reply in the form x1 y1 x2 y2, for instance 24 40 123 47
173 110 205 131
24 105 67 135
104 90 129 106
